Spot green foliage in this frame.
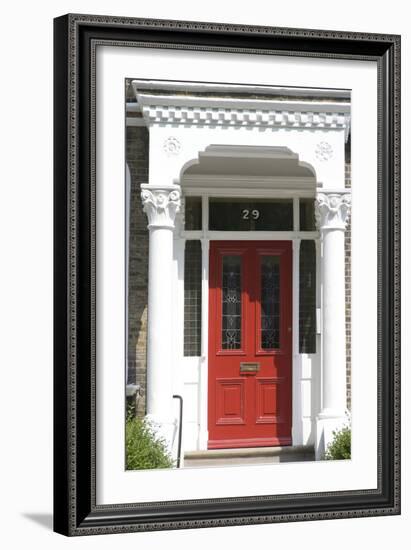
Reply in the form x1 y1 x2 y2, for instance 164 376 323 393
324 426 351 460
126 411 175 470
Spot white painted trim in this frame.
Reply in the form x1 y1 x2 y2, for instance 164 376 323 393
181 231 319 241
198 145 300 160
182 188 318 198
199 238 210 450
202 195 209 236
181 230 203 239
293 197 300 232
172 237 185 462
200 231 319 240
133 91 350 114
316 239 323 415
183 176 316 189
292 239 302 445
292 240 301 358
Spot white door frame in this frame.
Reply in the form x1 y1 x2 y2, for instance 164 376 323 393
175 191 320 452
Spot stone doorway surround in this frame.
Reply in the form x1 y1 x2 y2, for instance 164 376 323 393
129 79 351 460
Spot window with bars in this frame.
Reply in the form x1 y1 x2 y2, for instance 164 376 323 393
299 240 317 353
299 198 316 231
260 256 280 349
184 240 202 356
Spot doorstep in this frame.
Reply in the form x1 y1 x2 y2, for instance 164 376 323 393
183 445 315 468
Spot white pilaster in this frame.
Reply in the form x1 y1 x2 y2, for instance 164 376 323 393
198 237 210 450
315 191 351 458
292 238 303 445
141 183 182 452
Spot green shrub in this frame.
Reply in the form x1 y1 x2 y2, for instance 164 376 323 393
324 426 351 460
126 412 175 470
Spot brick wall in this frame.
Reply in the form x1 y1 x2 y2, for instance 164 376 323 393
345 161 352 411
126 126 149 417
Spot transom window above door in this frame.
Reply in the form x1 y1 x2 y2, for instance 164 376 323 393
209 198 293 231
183 196 317 232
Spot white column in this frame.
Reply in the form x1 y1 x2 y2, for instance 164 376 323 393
315 191 351 458
140 183 181 451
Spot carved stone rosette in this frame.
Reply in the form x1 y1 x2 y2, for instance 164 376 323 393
315 191 351 230
140 184 181 229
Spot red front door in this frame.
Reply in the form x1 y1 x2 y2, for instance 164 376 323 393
208 241 292 449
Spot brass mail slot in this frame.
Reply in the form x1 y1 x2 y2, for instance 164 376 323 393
240 362 260 373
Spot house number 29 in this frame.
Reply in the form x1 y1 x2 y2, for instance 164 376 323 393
242 209 260 220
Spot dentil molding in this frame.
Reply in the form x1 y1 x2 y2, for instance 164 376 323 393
139 104 349 134
140 184 182 228
315 191 351 230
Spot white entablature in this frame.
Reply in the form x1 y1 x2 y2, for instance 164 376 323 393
130 79 351 191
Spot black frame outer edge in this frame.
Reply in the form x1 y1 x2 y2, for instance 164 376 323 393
53 15 70 536
53 14 400 536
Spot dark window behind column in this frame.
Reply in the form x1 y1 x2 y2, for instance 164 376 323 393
299 240 316 353
260 256 280 349
299 198 316 231
184 240 202 356
184 197 202 230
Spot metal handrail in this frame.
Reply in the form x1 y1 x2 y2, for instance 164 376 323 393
172 394 183 468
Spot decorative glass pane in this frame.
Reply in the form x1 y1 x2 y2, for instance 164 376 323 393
299 198 316 231
185 197 202 230
222 256 242 350
184 241 202 356
260 256 280 349
209 198 293 231
299 240 316 353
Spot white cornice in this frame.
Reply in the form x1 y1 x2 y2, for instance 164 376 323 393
131 79 351 99
131 81 351 140
134 93 350 114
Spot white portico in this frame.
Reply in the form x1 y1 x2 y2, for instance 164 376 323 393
130 80 351 460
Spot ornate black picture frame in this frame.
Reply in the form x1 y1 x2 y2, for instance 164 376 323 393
53 14 400 536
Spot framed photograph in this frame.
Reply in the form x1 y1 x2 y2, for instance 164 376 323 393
53 14 400 536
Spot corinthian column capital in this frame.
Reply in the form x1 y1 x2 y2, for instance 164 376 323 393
140 184 182 229
315 191 351 231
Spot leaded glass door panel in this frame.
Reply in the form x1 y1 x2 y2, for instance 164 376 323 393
208 241 292 449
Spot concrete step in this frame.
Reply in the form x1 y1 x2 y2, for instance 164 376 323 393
183 445 315 468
